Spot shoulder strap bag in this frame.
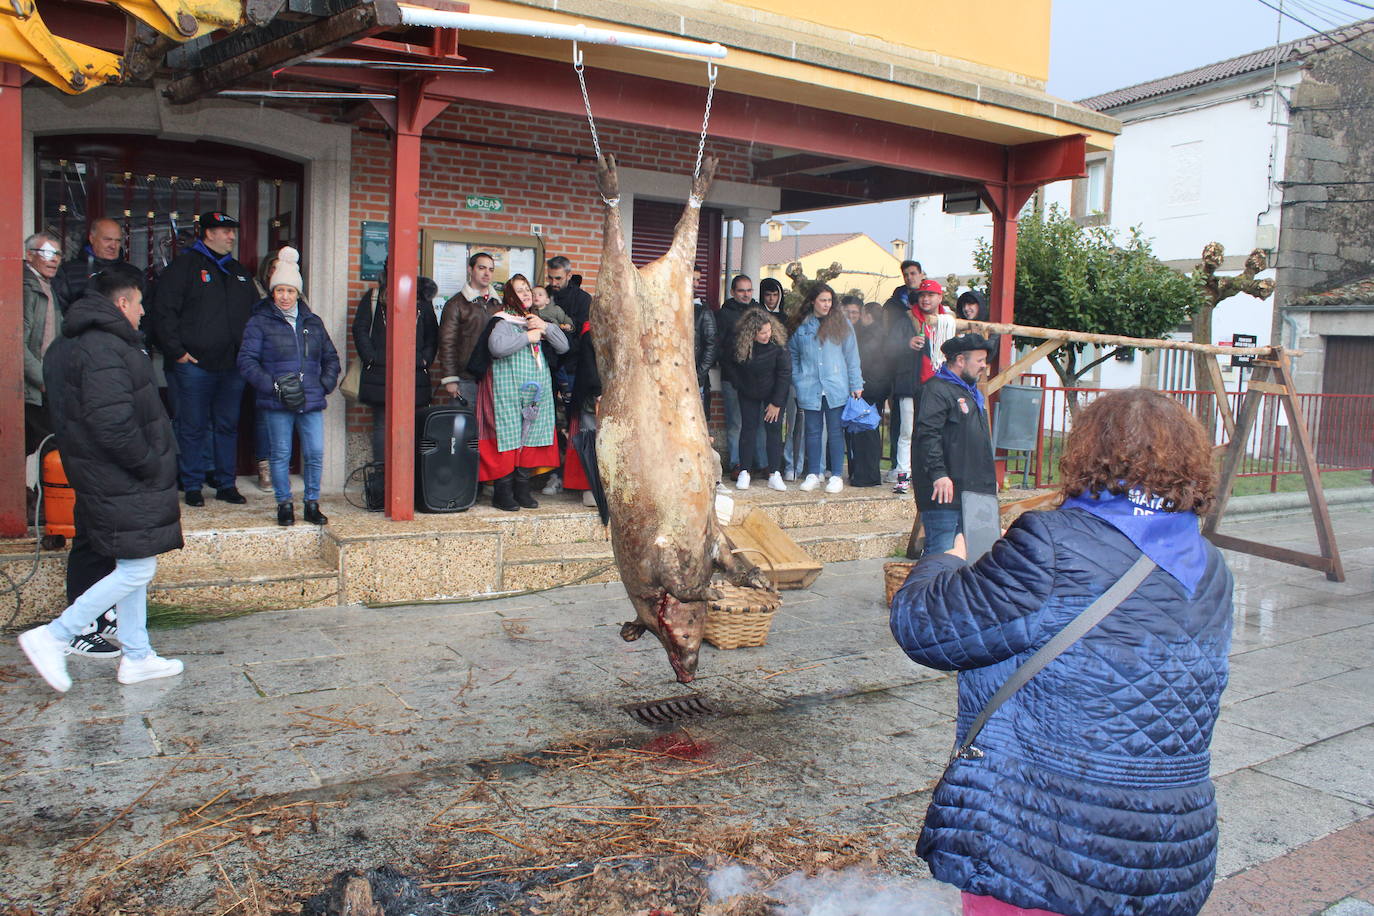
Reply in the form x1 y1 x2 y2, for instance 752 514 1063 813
950 553 1156 764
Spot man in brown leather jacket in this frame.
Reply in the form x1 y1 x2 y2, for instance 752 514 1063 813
437 251 500 404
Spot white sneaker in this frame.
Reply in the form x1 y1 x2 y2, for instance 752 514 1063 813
799 474 821 492
825 475 844 494
582 489 597 508
735 470 751 490
767 472 787 491
783 470 797 482
542 474 562 496
117 653 184 685
18 626 71 693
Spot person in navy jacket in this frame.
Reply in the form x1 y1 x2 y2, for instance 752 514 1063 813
891 388 1233 916
238 247 339 527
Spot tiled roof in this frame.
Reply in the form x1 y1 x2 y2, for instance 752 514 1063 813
728 232 865 267
1288 276 1374 306
1078 19 1374 111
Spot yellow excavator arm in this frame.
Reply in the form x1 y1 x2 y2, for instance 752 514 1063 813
0 0 247 93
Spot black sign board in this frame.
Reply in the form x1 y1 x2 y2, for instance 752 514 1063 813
1231 333 1258 368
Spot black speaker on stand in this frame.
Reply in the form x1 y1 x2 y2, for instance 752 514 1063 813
415 402 479 512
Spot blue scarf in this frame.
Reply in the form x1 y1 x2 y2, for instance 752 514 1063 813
1061 488 1208 595
934 364 984 411
192 239 234 274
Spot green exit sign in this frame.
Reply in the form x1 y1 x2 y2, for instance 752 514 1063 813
465 195 503 213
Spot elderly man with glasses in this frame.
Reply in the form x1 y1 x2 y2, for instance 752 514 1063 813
23 233 62 454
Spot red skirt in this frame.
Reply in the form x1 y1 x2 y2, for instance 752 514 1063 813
478 439 561 482
562 414 592 491
962 893 1064 916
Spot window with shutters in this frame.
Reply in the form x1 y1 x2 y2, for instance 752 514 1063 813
631 198 724 308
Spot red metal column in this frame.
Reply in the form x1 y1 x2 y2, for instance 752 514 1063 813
0 66 26 538
375 78 447 520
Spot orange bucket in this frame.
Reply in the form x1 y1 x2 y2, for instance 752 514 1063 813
41 450 76 539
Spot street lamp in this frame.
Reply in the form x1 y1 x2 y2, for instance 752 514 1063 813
785 218 810 262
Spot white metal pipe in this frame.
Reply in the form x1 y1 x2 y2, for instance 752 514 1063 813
396 6 728 60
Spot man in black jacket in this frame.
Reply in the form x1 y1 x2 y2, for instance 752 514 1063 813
52 218 144 313
881 259 925 476
18 272 186 694
692 270 717 416
149 211 256 507
715 274 756 472
912 334 996 554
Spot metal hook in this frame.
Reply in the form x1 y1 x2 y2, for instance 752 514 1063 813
572 41 583 71
706 61 718 84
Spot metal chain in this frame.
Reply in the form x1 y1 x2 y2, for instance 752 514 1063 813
572 42 603 162
693 62 718 181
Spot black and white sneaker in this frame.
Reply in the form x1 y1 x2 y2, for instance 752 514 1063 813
68 632 122 658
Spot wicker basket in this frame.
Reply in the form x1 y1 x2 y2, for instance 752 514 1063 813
705 584 783 650
884 560 918 607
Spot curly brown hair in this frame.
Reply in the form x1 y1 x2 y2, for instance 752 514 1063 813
1058 388 1216 515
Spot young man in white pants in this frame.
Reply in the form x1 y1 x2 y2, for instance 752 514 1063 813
18 272 185 693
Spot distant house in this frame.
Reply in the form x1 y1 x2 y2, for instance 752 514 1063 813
729 224 905 303
908 20 1374 397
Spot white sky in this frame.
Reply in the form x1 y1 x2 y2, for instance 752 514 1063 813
763 0 1354 246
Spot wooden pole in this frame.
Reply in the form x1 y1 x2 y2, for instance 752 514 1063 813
957 319 1298 358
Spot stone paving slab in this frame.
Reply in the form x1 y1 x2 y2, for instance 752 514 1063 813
0 504 1370 913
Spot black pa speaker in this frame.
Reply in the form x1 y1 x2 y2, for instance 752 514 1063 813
415 404 479 512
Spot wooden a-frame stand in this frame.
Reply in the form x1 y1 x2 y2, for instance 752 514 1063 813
906 321 1345 582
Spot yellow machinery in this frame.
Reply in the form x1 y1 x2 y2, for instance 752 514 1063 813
0 0 249 93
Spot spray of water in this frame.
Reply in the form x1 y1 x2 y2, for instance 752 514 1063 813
707 864 961 916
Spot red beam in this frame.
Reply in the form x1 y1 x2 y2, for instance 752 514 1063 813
752 153 845 179
1 66 25 537
426 49 1012 184
376 79 449 521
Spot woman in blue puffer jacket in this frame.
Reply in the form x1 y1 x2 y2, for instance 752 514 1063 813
890 388 1233 916
238 247 340 527
788 283 862 495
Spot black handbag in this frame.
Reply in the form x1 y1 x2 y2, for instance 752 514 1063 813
274 372 307 410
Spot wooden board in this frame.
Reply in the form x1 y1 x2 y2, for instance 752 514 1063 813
723 507 823 590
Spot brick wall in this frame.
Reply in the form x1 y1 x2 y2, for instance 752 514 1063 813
338 102 759 466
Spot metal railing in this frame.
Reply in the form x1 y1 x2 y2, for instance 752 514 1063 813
1000 384 1374 492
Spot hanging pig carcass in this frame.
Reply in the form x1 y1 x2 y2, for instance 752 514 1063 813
589 154 770 683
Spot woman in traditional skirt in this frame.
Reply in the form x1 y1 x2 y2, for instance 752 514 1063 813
472 274 569 511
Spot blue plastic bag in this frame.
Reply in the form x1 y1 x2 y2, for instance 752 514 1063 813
840 395 880 432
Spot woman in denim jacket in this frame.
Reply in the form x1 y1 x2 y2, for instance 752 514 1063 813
788 283 862 494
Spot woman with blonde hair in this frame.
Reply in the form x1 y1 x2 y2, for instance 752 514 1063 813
890 388 1233 916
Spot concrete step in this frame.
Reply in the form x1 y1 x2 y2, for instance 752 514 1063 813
149 558 340 611
157 525 330 575
789 520 910 563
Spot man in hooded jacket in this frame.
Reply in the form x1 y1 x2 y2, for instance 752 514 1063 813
52 218 144 313
18 272 186 693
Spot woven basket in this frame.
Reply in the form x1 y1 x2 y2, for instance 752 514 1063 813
705 584 782 650
884 560 918 607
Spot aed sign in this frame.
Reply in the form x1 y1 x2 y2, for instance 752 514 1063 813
465 195 504 213
1231 333 1258 368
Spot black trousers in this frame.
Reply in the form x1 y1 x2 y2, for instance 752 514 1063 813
68 500 117 628
738 395 783 474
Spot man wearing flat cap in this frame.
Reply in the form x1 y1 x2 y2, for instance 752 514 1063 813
148 211 257 507
911 333 997 554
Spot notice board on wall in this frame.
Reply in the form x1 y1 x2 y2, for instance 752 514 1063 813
421 229 544 310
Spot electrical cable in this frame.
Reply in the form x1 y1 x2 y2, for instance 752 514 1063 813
1253 0 1374 67
1 435 56 628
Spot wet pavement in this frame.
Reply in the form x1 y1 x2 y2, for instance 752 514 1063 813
0 504 1371 914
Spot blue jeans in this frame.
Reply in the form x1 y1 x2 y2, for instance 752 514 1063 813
48 556 157 661
921 506 962 555
803 397 845 478
782 389 802 476
172 361 246 492
254 407 270 461
264 409 324 503
721 380 741 469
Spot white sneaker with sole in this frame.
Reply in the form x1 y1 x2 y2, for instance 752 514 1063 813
542 474 562 496
736 470 751 490
783 470 797 482
825 475 844 494
117 653 184 685
582 489 597 508
799 474 821 492
767 472 787 491
19 626 71 693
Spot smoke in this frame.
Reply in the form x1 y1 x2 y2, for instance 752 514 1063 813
707 864 961 915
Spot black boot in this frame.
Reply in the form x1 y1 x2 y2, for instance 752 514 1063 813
303 500 328 525
491 474 519 511
513 468 539 509
277 501 294 526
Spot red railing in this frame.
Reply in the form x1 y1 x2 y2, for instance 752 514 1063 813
998 385 1374 492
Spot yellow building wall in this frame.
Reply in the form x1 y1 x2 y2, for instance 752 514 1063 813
734 0 1052 83
762 235 904 304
